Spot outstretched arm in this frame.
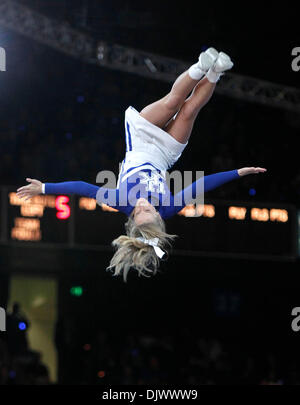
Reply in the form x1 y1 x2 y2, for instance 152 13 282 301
184 167 266 198
17 178 121 211
17 178 100 200
165 167 267 218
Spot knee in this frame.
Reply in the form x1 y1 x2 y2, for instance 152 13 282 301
163 93 184 112
179 103 198 121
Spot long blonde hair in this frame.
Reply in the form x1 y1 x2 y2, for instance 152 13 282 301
107 213 176 282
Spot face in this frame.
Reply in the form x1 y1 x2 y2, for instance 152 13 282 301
133 198 158 226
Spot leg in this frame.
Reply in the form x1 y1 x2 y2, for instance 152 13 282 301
139 70 199 129
165 77 216 144
139 48 219 129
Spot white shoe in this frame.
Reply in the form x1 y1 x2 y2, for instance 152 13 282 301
212 51 234 73
197 47 219 72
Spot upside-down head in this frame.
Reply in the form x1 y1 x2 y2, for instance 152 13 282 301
131 197 160 226
107 199 176 282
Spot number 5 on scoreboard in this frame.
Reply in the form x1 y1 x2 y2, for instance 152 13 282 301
55 196 71 220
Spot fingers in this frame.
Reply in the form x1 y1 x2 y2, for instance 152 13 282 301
254 167 267 173
26 178 40 185
248 167 267 174
16 191 32 199
16 184 34 200
17 178 40 199
17 185 31 192
18 195 31 201
16 193 32 201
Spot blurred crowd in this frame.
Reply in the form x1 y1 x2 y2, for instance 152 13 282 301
0 303 50 385
59 327 300 385
2 322 300 385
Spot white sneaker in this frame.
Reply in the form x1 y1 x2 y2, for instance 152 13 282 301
197 47 219 72
212 51 234 73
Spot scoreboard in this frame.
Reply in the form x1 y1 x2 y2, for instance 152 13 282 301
0 186 297 260
7 192 69 244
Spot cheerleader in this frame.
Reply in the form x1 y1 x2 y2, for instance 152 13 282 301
17 48 266 281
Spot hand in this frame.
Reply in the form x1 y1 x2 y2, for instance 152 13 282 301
237 167 267 177
17 178 43 200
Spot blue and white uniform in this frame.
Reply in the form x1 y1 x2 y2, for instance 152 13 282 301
43 106 240 219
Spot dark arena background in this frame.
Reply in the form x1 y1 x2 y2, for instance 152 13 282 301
0 0 300 391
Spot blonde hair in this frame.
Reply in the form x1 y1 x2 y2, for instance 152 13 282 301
107 213 176 282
